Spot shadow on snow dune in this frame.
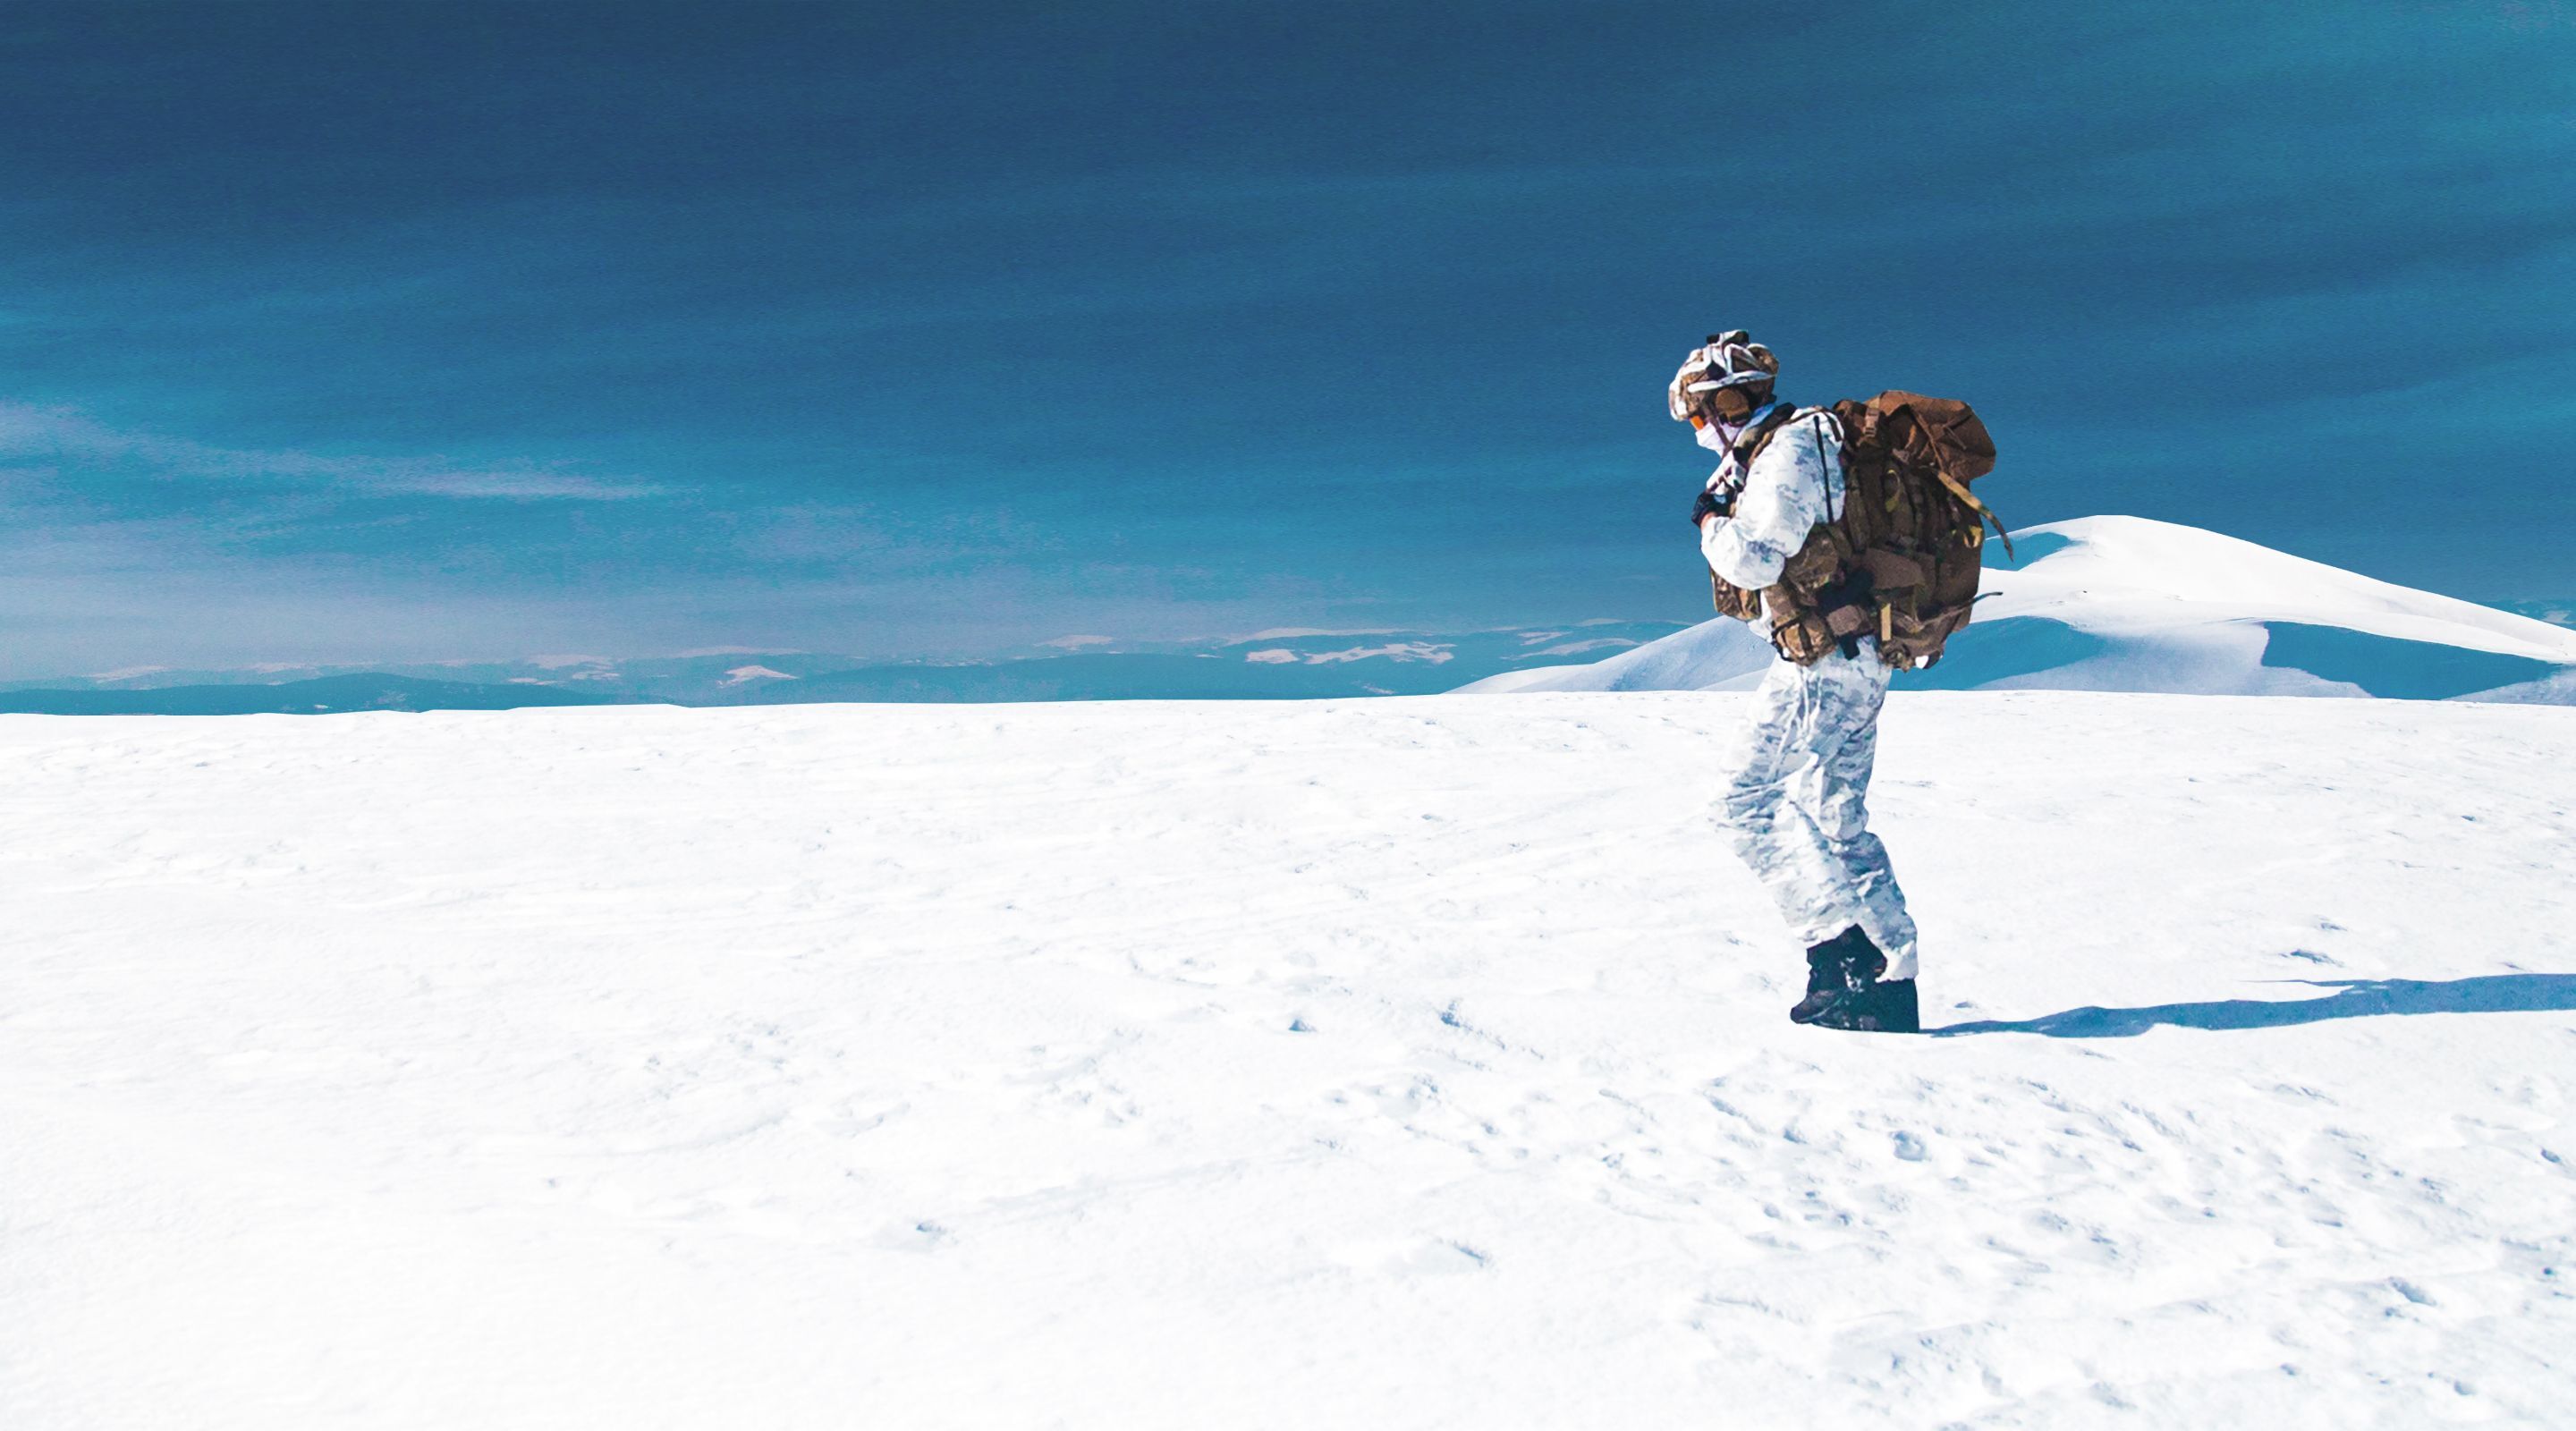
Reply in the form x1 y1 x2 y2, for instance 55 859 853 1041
1935 973 2576 1037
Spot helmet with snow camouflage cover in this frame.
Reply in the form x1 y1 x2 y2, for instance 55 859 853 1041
1668 330 1779 428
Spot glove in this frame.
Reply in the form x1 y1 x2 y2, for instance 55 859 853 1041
1690 486 1736 526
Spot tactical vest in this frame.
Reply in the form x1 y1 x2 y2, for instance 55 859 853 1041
1708 392 2004 671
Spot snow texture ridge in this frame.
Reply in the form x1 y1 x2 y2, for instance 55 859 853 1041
4 693 2573 1427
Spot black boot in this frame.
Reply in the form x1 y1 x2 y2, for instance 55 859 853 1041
1810 976 1920 1034
1792 927 1922 1034
1789 927 1876 1025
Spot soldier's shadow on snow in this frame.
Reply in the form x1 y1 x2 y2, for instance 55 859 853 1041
1934 974 2576 1038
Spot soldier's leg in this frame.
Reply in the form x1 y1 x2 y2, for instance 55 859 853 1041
1803 654 1919 982
1716 658 1868 946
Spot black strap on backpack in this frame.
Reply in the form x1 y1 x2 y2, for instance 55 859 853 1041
1726 402 1801 474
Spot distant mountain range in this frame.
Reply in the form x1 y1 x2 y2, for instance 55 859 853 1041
0 622 1685 715
7 520 2565 716
1458 516 2576 704
0 674 620 716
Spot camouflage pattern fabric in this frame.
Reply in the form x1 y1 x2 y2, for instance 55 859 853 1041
1716 641 1920 982
1700 403 1838 592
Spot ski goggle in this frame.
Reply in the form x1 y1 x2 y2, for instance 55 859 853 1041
1671 369 1767 427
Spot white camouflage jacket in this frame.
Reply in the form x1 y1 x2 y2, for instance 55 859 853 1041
1698 401 1846 599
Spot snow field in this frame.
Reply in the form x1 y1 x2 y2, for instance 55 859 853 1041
3 693 2573 1428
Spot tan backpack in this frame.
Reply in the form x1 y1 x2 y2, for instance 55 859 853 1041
1709 392 2005 670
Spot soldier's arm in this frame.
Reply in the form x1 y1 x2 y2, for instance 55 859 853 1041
1703 414 1829 588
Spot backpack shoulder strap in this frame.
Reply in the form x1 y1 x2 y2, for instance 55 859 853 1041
1725 402 1805 472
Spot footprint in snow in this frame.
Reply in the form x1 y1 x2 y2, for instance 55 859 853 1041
1891 1130 1928 1162
874 1218 951 1252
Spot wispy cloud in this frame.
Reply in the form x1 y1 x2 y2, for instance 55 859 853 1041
0 402 663 501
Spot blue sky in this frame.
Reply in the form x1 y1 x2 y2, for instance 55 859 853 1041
3 0 2570 676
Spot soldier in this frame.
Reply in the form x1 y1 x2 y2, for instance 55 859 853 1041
1674 333 1921 1034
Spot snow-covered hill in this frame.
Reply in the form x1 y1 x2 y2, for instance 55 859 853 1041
1460 516 2576 701
5 694 2574 1428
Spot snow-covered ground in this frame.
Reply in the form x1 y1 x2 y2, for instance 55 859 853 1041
5 694 2574 1428
1462 516 2576 700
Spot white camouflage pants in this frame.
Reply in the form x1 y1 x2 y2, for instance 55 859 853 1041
1716 640 1919 981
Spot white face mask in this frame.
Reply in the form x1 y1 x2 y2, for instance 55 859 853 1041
1693 420 1733 453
